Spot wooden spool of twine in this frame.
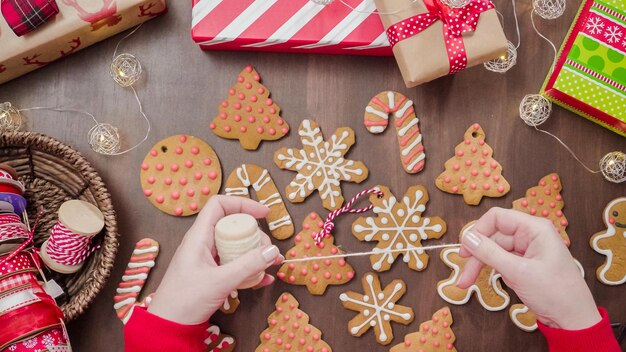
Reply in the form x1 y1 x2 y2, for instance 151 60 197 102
0 132 118 321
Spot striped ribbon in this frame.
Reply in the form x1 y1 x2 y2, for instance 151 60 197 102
45 222 99 266
0 213 21 226
313 188 384 247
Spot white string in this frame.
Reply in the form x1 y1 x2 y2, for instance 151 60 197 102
113 23 143 59
533 127 601 174
336 0 420 15
107 86 151 155
511 0 521 49
531 11 557 68
282 243 461 263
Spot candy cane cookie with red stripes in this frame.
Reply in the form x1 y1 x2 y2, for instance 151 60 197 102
206 324 236 352
114 238 159 323
364 91 425 174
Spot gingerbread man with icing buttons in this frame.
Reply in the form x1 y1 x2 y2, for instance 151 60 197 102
590 197 626 286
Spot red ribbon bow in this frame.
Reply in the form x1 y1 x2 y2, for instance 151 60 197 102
386 0 495 74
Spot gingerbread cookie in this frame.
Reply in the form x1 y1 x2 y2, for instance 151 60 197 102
256 292 332 352
437 222 510 311
274 119 369 211
207 324 236 352
435 123 510 205
210 65 289 150
364 91 425 174
513 173 570 246
225 164 294 240
339 272 414 345
140 135 222 216
220 290 240 314
509 304 538 333
590 197 626 286
352 185 446 272
390 307 457 352
278 212 355 295
114 238 159 323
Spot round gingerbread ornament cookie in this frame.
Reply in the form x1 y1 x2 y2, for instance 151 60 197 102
140 135 222 216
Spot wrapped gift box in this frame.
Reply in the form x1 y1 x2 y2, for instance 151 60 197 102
191 0 392 56
0 0 167 85
542 0 626 137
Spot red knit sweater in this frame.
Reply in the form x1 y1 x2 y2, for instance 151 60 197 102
124 307 621 351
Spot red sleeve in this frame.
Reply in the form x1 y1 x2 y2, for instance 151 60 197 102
538 307 621 352
124 307 209 352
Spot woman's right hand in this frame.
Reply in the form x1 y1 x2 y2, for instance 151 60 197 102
457 207 601 330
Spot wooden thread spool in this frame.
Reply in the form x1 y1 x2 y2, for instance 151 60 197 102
40 200 105 274
215 213 264 289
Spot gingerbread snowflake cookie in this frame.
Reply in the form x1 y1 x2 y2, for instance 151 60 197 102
211 65 289 150
278 212 355 295
225 164 294 240
352 185 446 272
391 307 457 352
340 272 414 345
437 222 510 311
274 119 369 211
590 197 626 286
435 123 510 205
140 135 222 216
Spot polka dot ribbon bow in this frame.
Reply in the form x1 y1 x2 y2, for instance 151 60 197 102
386 0 495 74
313 188 384 247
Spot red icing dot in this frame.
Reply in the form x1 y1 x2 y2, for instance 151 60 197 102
144 189 152 196
335 273 342 280
478 140 485 146
432 327 439 334
257 107 264 114
542 210 549 217
219 112 227 119
208 171 218 180
549 202 556 208
203 158 212 166
347 271 354 279
150 149 157 156
405 340 412 347
288 276 295 283
420 336 426 343
312 264 319 271
540 180 546 186
472 123 479 130
141 163 149 170
288 263 295 270
423 325 430 332
479 158 486 165
263 333 271 340
184 160 193 168
537 198 544 205
270 318 278 325
179 178 188 186
201 187 210 195
283 314 290 321
530 190 537 196
258 87 265 94
544 189 552 196
444 177 451 183
238 93 245 100
310 213 317 219
556 210 563 217
277 272 285 279
434 341 441 347
277 118 284 125
556 195 562 201
493 175 500 182
164 178 172 185
447 343 454 350
276 338 283 345
228 88 236 95
245 66 253 73
560 219 568 226
323 272 331 279
490 161 498 169
324 259 331 266
300 268 308 276
254 75 260 81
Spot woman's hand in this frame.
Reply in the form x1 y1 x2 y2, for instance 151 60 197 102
457 207 601 330
147 196 284 325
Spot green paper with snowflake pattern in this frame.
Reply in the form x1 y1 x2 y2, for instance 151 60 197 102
542 0 626 136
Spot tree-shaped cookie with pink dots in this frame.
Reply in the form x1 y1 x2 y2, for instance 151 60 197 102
390 307 457 352
210 66 289 150
435 123 510 205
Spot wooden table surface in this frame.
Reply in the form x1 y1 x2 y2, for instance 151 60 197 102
1 0 624 350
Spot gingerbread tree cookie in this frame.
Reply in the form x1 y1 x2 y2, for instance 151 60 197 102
210 65 289 150
590 197 626 286
437 222 510 311
435 123 510 205
256 292 332 352
352 185 446 272
340 272 414 345
274 119 369 211
390 307 457 352
278 212 355 295
513 173 570 246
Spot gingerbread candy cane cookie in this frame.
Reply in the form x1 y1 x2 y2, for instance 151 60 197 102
220 290 240 314
114 238 159 323
364 91 425 174
590 197 626 286
206 324 236 352
225 164 294 240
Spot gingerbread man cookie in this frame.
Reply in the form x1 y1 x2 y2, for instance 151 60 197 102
140 135 222 216
278 212 355 295
340 272 414 345
364 91 425 174
352 185 446 272
256 292 332 352
509 304 538 333
206 324 236 352
435 123 510 205
274 119 369 211
210 65 289 150
225 164 294 240
390 307 457 352
437 222 510 311
590 197 626 286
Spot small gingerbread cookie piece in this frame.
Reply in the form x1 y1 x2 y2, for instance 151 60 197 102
590 197 626 286
210 65 289 150
390 307 457 352
437 222 510 311
363 91 425 174
140 135 222 216
509 304 538 333
225 164 294 240
340 272 414 345
352 185 446 272
220 290 240 314
206 324 236 352
278 212 355 295
513 173 570 246
256 292 332 352
274 119 369 211
435 123 510 205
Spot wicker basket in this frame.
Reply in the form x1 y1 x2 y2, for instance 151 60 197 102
0 131 118 321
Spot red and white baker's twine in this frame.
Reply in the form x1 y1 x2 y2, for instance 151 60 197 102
46 222 100 266
0 212 41 267
313 189 385 246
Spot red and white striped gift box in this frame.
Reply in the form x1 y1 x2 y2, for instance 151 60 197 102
191 0 393 56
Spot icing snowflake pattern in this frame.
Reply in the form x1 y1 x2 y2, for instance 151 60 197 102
604 25 623 44
352 185 446 272
42 334 54 346
274 119 368 211
22 338 38 348
586 16 604 35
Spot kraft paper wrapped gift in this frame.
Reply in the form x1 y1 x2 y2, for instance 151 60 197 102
374 0 508 87
0 0 167 85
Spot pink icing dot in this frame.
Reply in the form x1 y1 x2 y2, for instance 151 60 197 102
323 272 331 279
219 112 227 120
190 147 199 155
228 88 235 95
248 116 256 123
233 115 241 122
312 264 319 271
209 123 216 129
234 103 241 110
456 150 464 157
490 161 498 169
250 95 258 102
164 178 172 185
240 126 247 132
444 177 451 183
556 194 562 201
223 125 232 132
268 128 276 135
263 116 271 123
300 268 308 276
245 106 252 112
174 147 182 155
311 276 318 284
147 176 155 184
156 163 164 171
257 87 265 94
452 164 460 171
141 163 149 170
144 189 152 197
201 187 210 195
303 223 310 230
335 273 342 280
560 219 568 226
556 210 563 217
186 189 195 197
266 98 273 106
221 101 228 107
257 107 264 114
150 149 157 157
184 160 193 168
420 336 426 343
493 175 500 182
483 170 491 177
459 176 467 183
549 202 556 208
171 192 180 200
189 203 198 211
464 139 471 145
404 340 412 347
472 123 480 130
471 146 477 153
288 276 295 283
478 140 485 146
530 190 537 196
540 180 546 186
451 186 459 192
202 159 211 166
237 76 244 83
253 74 260 81
309 213 317 219
521 199 528 207
269 107 277 114
194 172 202 181
544 189 552 196
238 93 245 100
347 271 354 279
530 208 537 215
170 164 179 172
281 127 289 134
174 208 183 216
156 195 164 204
208 171 217 180
483 183 490 190
244 82 252 89
470 183 477 190
538 198 544 205
479 158 486 165
257 127 264 134
471 169 479 176
542 210 549 217
497 186 505 193
465 160 472 166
